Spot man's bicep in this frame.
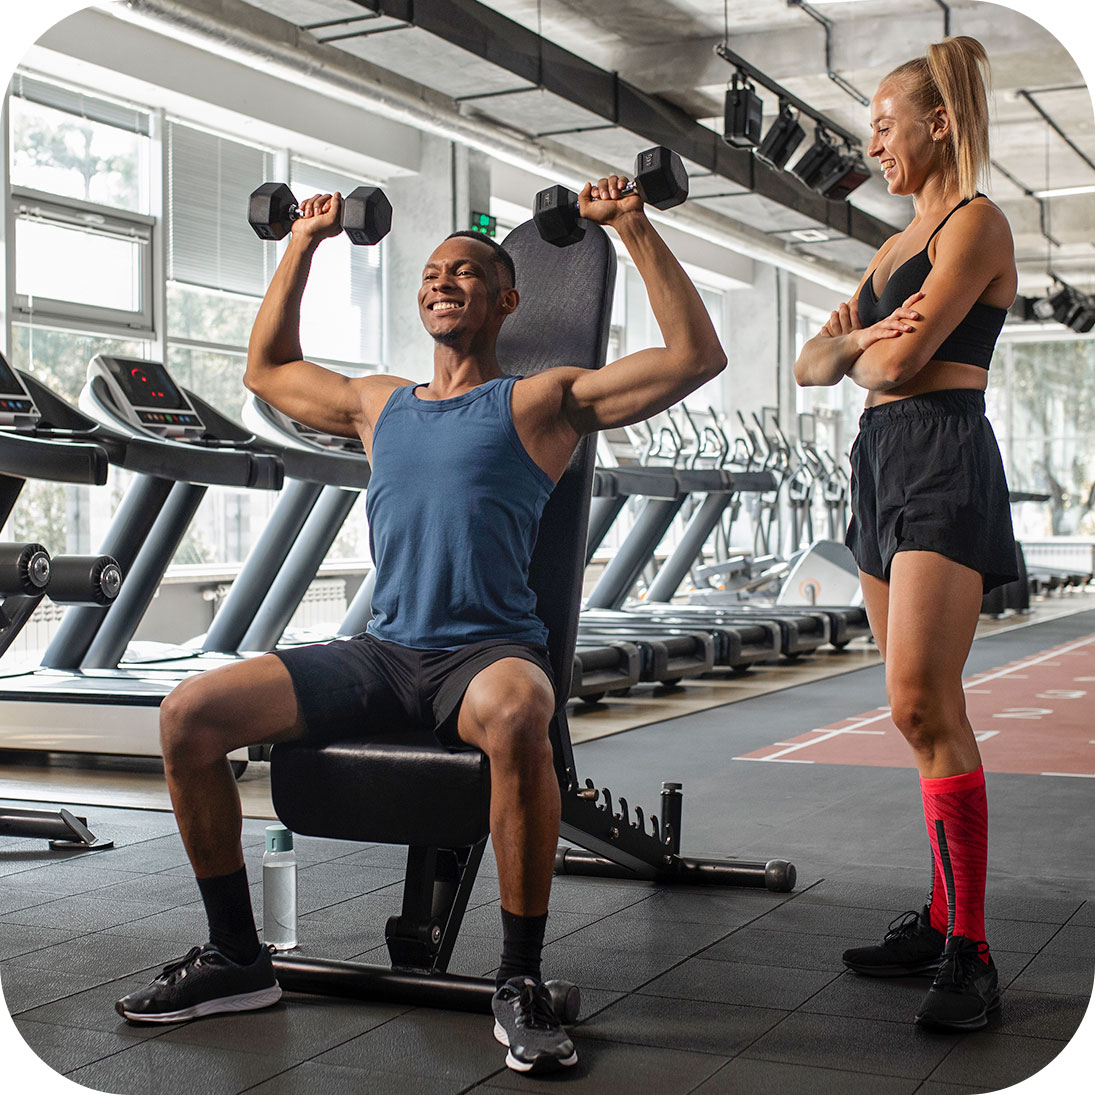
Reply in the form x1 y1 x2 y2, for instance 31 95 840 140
246 359 365 438
563 350 697 433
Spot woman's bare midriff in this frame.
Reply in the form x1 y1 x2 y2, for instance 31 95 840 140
864 359 988 407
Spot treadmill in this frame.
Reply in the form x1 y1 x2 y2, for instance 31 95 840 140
0 354 360 763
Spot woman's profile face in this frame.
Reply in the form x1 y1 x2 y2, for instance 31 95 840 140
867 80 942 198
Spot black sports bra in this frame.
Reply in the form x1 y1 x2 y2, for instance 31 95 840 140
857 194 1007 370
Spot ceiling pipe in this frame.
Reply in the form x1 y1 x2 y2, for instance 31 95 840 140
90 0 862 293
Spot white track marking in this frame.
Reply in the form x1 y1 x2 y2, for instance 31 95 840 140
973 730 1000 742
1040 772 1095 778
736 726 886 762
962 636 1095 690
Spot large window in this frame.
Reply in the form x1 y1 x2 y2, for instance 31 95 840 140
990 337 1095 538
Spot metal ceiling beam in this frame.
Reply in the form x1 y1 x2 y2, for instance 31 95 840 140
351 0 893 250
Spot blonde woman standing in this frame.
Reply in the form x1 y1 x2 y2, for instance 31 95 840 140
794 36 1017 1031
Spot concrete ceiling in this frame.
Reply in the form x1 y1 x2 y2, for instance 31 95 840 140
167 0 1095 297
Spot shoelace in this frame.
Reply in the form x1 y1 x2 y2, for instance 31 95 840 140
156 946 221 984
936 940 991 992
883 909 923 943
514 983 560 1031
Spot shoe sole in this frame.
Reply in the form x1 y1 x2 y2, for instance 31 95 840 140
117 984 282 1024
493 1019 578 1072
843 959 943 978
914 993 1002 1032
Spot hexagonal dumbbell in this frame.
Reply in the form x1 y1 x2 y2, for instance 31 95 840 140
532 146 689 248
247 183 392 246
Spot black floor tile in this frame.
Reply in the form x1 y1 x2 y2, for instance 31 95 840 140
314 1008 503 1085
0 893 172 934
577 991 785 1055
758 900 910 939
1041 923 1095 958
158 993 408 1057
604 887 788 927
741 1011 958 1080
689 1056 921 1094
983 917 1067 954
640 955 839 1010
0 887 57 916
1070 901 1095 927
99 902 211 942
537 940 683 993
245 1060 466 1095
67 1037 292 1094
913 1083 985 1095
0 961 111 1013
0 922 80 962
986 988 1090 1041
480 1036 726 1094
15 973 185 1038
1007 950 1095 998
926 1031 1069 1090
702 925 876 972
0 861 146 896
543 877 655 915
13 1016 153 1076
792 878 931 914
799 969 931 1023
549 911 734 956
12 930 203 980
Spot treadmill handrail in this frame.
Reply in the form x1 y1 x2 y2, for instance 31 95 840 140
0 431 109 485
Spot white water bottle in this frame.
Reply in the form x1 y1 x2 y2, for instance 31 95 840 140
262 824 297 951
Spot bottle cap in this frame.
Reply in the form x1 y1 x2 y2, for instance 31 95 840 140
265 824 294 853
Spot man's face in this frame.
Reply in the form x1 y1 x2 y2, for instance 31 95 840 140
418 236 507 346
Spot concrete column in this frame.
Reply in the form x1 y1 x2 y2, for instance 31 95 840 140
722 262 781 427
383 134 462 381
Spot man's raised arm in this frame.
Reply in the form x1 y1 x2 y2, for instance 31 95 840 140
560 177 726 435
244 192 368 440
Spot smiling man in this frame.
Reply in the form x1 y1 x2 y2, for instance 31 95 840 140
115 176 725 1074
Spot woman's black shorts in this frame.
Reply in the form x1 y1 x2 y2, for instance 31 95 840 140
272 633 555 749
846 389 1018 593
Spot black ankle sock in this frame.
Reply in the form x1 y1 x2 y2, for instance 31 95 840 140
196 865 261 965
497 907 548 987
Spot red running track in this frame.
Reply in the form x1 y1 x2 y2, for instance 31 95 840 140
737 634 1095 779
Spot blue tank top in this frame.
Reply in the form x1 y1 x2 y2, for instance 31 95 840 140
365 375 554 649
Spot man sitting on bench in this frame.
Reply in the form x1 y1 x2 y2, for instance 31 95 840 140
116 172 725 1074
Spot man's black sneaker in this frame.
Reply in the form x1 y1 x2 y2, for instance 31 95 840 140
842 906 946 977
115 944 282 1024
915 935 1000 1031
492 976 578 1073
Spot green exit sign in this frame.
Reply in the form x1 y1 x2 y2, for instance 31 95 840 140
470 211 497 238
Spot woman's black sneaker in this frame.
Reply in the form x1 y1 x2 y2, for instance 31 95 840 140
115 943 282 1023
842 906 946 976
915 935 1000 1030
492 976 578 1073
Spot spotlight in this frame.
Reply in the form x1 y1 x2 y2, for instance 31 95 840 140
723 71 764 149
816 147 870 200
1033 282 1076 323
754 100 805 171
789 128 842 189
1066 295 1095 333
1007 295 1039 322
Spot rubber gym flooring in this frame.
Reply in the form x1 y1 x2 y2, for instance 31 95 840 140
2 607 1093 1094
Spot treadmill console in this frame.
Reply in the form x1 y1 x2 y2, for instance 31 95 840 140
90 355 204 440
0 352 40 431
246 396 365 455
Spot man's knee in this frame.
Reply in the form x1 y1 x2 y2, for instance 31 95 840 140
160 676 229 768
480 682 554 777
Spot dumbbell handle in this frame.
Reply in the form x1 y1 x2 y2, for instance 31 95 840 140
568 179 640 215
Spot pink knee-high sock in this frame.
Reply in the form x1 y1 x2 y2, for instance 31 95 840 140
921 765 990 961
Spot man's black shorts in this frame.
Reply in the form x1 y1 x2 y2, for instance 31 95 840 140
846 388 1018 594
271 633 555 748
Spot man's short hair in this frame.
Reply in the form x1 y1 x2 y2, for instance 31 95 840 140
445 231 517 289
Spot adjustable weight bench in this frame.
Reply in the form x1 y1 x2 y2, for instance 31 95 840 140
269 219 795 1016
